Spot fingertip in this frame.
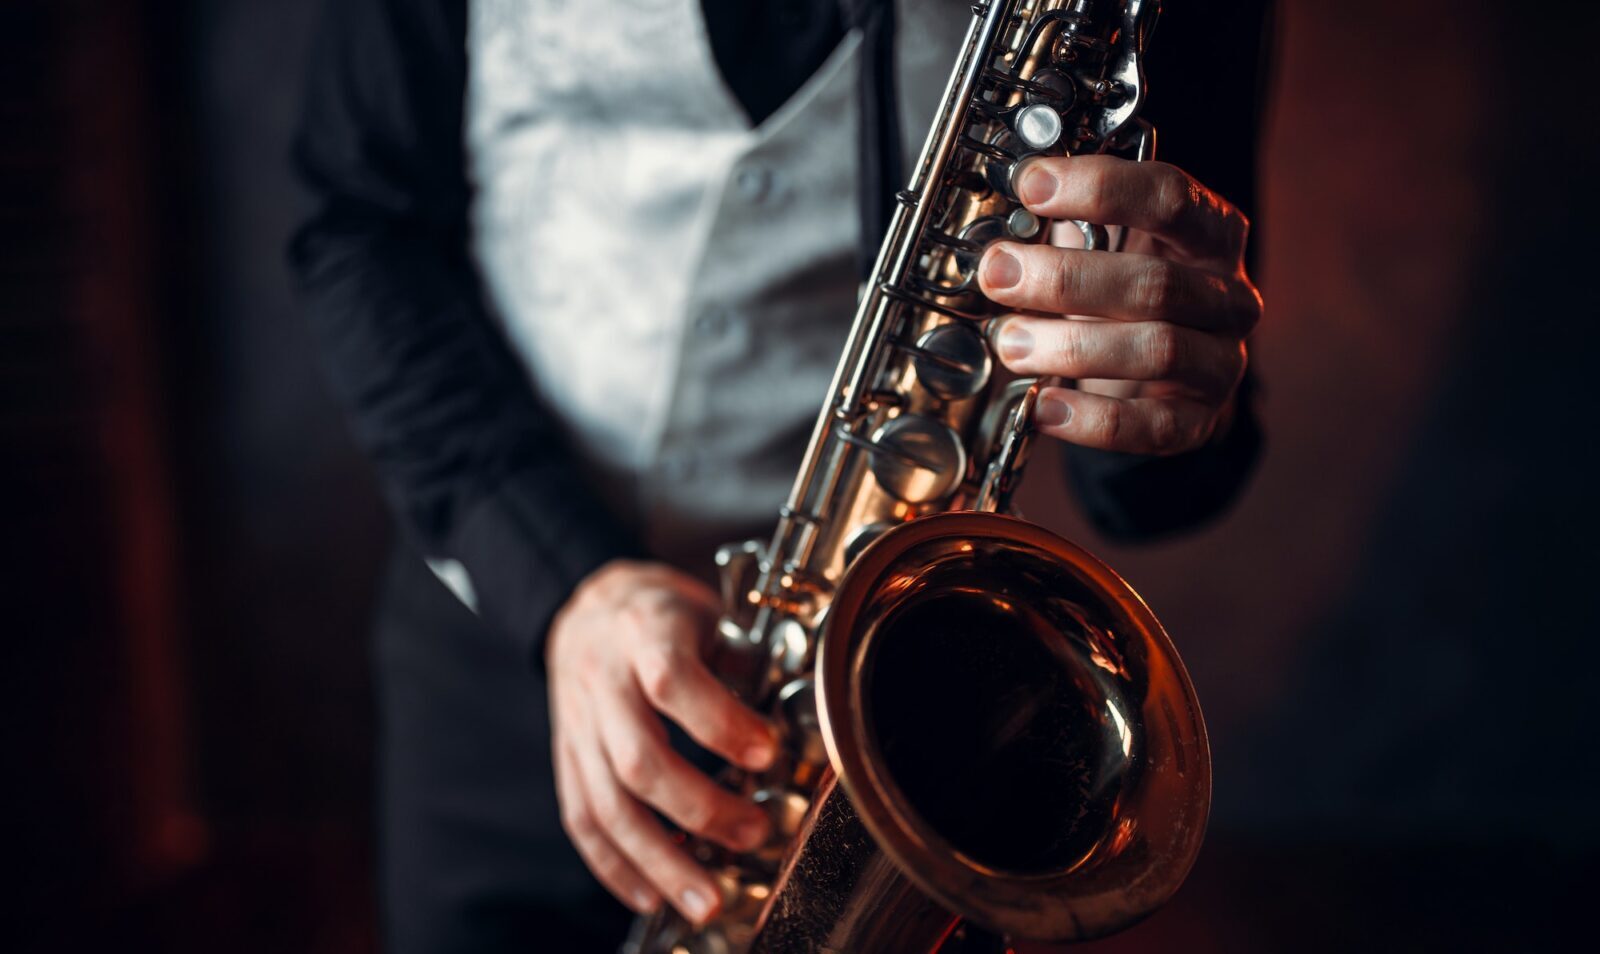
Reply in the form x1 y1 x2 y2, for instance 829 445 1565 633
735 813 771 851
678 885 718 925
630 887 661 915
739 726 778 772
993 316 1035 365
1034 389 1075 429
980 244 1022 292
1017 160 1059 208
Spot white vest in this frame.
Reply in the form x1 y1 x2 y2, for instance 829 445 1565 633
465 0 968 572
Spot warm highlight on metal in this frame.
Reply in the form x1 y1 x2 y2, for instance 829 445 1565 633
624 2 1208 951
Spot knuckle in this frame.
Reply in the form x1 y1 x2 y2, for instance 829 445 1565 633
588 780 628 826
633 645 678 704
612 741 655 794
1235 280 1265 332
1049 254 1087 310
1228 207 1252 252
1141 323 1185 379
577 644 612 683
1093 400 1124 448
622 595 664 631
1153 165 1200 228
678 796 720 836
1218 340 1248 391
561 804 596 841
585 774 614 813
719 712 760 755
1052 320 1091 372
1133 259 1183 317
1078 167 1115 224
591 852 628 888
1146 406 1187 455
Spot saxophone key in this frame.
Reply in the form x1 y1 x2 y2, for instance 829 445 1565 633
1013 102 1064 150
909 323 993 399
863 414 968 503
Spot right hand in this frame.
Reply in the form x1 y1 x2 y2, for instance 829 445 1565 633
546 559 777 925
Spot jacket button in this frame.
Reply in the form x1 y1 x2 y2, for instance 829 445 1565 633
734 166 774 203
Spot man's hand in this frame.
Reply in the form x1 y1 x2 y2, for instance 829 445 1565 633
547 560 775 925
978 155 1262 455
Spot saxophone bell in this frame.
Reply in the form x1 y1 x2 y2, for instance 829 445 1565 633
814 512 1209 943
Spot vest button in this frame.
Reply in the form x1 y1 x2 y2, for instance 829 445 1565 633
662 452 700 482
734 166 774 203
694 308 732 337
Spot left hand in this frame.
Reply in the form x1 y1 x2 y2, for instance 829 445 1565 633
978 155 1262 456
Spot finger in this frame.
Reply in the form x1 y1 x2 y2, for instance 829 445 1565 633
633 564 723 617
1032 385 1220 456
626 606 777 773
555 739 661 915
993 315 1245 397
597 686 771 852
1012 155 1248 266
570 723 724 926
979 242 1261 336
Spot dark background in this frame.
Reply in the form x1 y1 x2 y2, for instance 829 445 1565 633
6 1 1597 952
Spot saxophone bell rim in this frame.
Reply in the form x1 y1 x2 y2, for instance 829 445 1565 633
814 511 1212 942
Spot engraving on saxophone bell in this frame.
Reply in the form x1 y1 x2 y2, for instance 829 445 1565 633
865 415 968 503
1013 102 1064 149
911 324 993 399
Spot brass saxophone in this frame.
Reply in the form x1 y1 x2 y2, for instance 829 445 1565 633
626 2 1208 951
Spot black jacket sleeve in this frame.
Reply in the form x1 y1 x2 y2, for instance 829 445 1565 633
1064 373 1264 540
287 0 640 665
1061 0 1274 542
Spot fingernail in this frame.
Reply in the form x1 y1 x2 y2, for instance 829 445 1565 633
742 725 777 770
1036 395 1073 427
743 740 775 771
737 818 769 850
983 248 1021 289
996 321 1034 362
680 887 714 923
1018 163 1058 206
632 889 659 913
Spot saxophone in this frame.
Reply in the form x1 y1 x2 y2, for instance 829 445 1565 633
626 2 1209 950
